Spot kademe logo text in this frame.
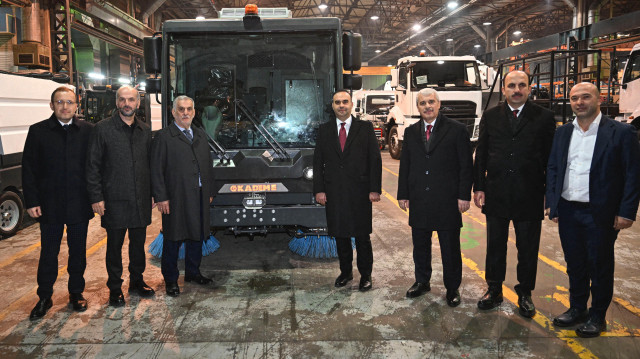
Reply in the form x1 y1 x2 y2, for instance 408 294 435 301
230 184 278 192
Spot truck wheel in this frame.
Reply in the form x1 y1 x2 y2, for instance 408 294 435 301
0 191 23 238
388 126 402 159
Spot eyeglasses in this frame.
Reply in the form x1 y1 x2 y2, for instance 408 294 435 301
54 100 77 106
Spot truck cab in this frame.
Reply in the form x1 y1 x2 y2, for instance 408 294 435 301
617 43 640 132
352 90 395 149
386 55 482 159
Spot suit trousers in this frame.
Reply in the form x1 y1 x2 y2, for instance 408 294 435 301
484 215 541 295
411 227 462 291
37 221 89 299
105 227 147 290
335 235 373 277
558 198 618 320
161 239 203 282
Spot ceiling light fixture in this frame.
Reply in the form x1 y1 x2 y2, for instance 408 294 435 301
319 4 328 10
446 38 454 42
483 22 492 26
370 15 379 20
195 16 205 20
412 24 421 31
513 30 522 35
474 44 482 48
447 1 459 9
375 49 381 53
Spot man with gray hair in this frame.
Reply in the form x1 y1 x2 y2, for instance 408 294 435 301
397 88 473 306
151 95 215 297
86 85 155 307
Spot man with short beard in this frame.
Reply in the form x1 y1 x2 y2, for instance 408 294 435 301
86 85 155 307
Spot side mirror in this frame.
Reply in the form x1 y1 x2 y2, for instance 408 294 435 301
390 69 398 88
343 74 362 90
343 32 362 71
354 107 361 113
146 78 161 94
143 36 162 74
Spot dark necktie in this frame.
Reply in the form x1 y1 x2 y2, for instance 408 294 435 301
512 109 519 128
183 129 193 143
339 122 347 151
426 124 433 142
63 124 69 131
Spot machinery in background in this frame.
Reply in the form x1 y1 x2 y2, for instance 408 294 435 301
616 43 640 133
352 90 395 149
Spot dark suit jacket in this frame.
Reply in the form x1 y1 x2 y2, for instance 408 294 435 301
86 113 152 229
397 114 473 230
546 115 640 227
313 116 382 237
473 101 556 220
151 124 215 241
22 115 94 224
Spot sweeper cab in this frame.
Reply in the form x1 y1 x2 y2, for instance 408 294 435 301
143 5 362 253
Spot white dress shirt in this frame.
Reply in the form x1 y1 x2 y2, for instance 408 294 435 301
423 117 437 135
507 103 525 117
561 113 602 202
336 116 353 135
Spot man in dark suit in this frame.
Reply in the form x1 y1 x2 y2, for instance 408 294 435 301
397 88 473 306
151 95 215 297
86 85 155 307
313 90 382 291
22 86 94 320
473 70 556 318
546 82 640 337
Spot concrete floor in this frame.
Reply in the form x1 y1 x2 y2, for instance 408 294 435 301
1 152 639 358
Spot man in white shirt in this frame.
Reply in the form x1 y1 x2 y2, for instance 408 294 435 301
546 82 640 338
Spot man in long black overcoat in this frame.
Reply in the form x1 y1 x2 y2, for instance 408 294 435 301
473 70 556 317
151 95 215 297
86 85 155 307
23 87 94 319
397 88 473 307
313 90 382 291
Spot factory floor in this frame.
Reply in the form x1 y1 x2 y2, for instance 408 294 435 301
1 152 639 358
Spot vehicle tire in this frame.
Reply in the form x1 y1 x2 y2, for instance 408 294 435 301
388 126 402 159
0 191 24 238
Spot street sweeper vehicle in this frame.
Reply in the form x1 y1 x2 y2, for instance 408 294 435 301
143 5 362 257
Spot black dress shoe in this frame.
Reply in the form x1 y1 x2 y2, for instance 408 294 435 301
334 273 353 288
446 290 461 307
109 290 125 307
69 293 88 312
518 295 536 318
166 282 180 297
128 281 156 297
477 288 503 310
184 274 213 285
29 298 53 320
406 282 430 298
359 276 372 292
576 317 606 338
553 308 589 327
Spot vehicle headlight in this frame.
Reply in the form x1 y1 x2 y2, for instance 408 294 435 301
303 167 313 180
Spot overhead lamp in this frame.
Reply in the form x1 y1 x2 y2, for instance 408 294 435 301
375 49 381 53
447 1 459 9
474 44 482 48
195 16 205 20
412 24 421 31
513 30 522 35
370 15 379 20
88 72 105 80
446 38 454 42
118 77 131 84
483 22 492 26
387 64 393 67
437 60 445 64
319 4 328 10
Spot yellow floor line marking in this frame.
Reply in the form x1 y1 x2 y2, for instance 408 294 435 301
381 187 598 358
0 235 107 323
0 242 41 270
385 167 640 319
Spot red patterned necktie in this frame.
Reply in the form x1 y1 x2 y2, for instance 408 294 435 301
339 122 347 151
426 124 433 141
513 109 519 118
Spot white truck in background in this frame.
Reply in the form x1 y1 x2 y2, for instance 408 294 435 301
386 55 483 159
0 72 71 237
616 43 640 133
352 90 395 149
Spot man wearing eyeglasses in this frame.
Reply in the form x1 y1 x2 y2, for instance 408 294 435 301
22 87 95 320
86 85 155 307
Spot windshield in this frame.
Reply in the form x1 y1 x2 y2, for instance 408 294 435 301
623 50 640 84
366 95 394 115
411 61 481 89
169 32 337 149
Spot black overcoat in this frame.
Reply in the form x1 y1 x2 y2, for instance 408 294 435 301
22 115 94 224
313 117 382 237
397 114 473 230
473 101 556 220
86 113 152 229
150 124 215 242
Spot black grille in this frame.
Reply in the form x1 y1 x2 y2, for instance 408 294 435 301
440 100 476 137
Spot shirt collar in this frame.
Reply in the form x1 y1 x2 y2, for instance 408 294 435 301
336 116 352 128
507 103 525 113
174 121 191 133
572 112 602 134
58 118 73 127
423 117 437 128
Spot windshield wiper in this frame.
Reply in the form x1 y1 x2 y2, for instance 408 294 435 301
194 123 232 165
234 99 291 161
